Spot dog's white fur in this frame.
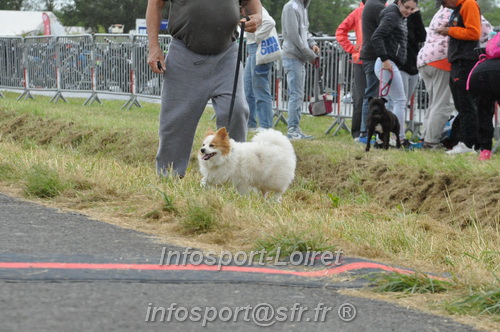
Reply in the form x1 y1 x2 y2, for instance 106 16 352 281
198 128 296 201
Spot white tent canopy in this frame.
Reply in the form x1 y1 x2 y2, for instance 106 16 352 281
0 10 65 36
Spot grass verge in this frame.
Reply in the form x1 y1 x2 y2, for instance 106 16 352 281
0 92 498 329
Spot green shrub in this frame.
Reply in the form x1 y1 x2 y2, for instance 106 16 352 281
24 164 67 198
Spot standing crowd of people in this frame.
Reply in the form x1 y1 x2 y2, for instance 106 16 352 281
340 0 497 158
145 0 498 178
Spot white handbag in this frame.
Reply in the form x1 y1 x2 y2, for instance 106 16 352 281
256 27 282 65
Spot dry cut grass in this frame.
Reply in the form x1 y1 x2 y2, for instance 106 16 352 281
0 92 498 329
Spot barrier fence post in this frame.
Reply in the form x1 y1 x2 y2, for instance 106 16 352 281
121 35 141 110
17 65 34 101
84 64 103 106
84 35 102 106
17 40 34 101
50 36 67 104
324 47 352 135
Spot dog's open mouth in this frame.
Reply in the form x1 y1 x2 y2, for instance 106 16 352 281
202 152 216 161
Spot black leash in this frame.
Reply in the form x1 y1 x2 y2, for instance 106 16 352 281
227 18 247 130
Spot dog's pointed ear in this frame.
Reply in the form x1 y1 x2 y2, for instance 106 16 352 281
381 97 388 103
205 128 215 137
216 127 229 139
368 96 373 102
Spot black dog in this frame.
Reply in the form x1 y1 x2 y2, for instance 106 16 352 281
365 97 401 152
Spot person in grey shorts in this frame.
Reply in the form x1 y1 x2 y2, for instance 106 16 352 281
146 0 262 177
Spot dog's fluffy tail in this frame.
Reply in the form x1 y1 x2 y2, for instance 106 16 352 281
251 129 294 151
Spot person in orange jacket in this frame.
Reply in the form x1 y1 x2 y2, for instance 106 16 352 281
335 0 366 139
437 0 482 155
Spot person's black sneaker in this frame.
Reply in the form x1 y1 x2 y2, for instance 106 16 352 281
401 139 411 149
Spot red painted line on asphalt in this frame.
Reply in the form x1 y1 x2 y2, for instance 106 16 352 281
0 261 447 280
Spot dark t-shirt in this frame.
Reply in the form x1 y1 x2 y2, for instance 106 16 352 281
360 0 387 61
166 0 240 55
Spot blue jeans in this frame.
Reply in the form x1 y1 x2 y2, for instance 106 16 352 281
244 43 274 129
360 59 379 135
282 56 306 129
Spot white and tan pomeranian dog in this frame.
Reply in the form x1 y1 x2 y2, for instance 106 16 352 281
198 127 296 201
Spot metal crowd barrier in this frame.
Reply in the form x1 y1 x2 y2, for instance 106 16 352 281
133 34 170 99
52 34 93 103
91 34 134 107
17 35 57 100
271 37 356 135
0 37 24 94
0 34 496 140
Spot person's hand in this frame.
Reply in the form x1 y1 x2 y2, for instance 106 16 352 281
382 60 392 72
147 45 165 74
436 26 449 36
243 14 262 33
312 45 320 54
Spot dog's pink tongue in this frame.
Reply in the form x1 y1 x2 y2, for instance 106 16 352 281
203 153 213 160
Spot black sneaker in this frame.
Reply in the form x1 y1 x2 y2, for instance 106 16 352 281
401 139 411 149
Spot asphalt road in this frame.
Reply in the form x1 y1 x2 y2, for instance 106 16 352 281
0 193 478 331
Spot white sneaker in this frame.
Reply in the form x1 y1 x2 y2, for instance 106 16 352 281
445 142 477 155
287 126 314 140
296 127 314 139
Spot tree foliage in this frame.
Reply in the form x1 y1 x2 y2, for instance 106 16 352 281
5 0 498 34
1 0 55 11
483 7 500 28
43 0 56 11
405 0 500 27
263 0 358 35
0 0 25 10
58 0 149 33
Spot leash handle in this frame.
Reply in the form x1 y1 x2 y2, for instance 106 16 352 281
313 56 324 95
378 67 393 97
227 18 248 130
314 57 320 68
